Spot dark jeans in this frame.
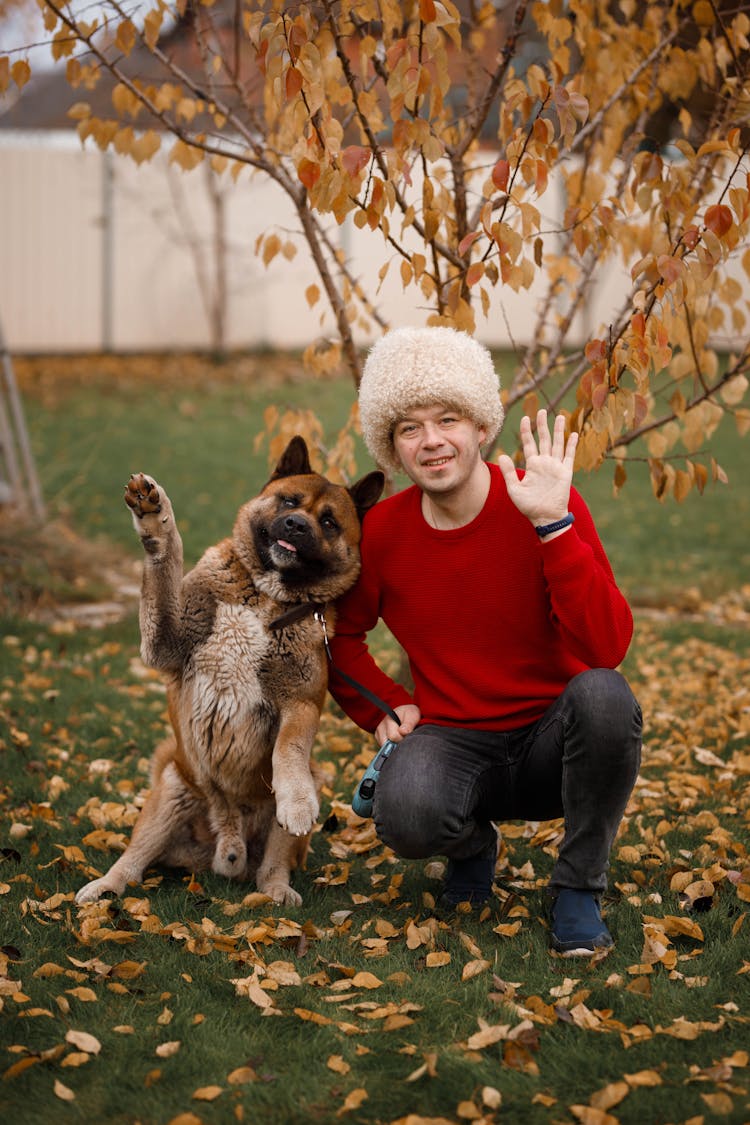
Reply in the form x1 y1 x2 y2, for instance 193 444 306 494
373 669 642 894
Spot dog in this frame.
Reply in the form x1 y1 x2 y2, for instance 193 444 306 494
75 436 383 906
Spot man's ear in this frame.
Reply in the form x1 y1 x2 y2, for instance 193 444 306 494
269 435 313 480
349 471 385 521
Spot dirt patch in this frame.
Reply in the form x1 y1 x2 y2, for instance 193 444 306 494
0 513 139 622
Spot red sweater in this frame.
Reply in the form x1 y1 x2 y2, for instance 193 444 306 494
328 463 633 733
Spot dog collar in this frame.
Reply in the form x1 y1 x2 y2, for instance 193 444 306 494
268 601 326 631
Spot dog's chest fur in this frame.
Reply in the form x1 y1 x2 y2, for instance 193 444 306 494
174 543 326 794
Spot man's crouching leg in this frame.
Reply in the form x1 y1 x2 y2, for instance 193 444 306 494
373 725 498 906
548 668 642 955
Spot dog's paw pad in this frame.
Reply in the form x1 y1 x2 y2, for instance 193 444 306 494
125 473 162 517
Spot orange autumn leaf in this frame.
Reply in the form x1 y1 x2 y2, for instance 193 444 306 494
192 1086 223 1101
336 1088 368 1116
425 951 451 968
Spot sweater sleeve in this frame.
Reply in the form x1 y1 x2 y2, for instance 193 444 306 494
327 519 414 733
539 488 633 668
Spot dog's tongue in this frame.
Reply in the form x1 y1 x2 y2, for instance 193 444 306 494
277 539 297 553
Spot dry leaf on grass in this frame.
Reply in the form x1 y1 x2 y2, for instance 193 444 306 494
336 1087 368 1115
192 1085 223 1101
54 1079 75 1101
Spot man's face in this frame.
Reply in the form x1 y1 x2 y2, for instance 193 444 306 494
392 404 487 494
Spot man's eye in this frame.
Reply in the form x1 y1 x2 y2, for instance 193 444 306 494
440 416 458 425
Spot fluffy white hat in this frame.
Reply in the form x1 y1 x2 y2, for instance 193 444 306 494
358 326 504 473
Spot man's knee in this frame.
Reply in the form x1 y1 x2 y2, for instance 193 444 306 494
373 742 458 858
566 669 642 758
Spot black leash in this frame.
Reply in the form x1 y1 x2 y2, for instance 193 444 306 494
268 602 401 724
313 609 401 724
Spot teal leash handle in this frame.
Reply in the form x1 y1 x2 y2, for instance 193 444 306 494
351 739 398 817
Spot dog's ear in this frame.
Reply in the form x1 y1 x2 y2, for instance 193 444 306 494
349 471 385 522
269 435 313 480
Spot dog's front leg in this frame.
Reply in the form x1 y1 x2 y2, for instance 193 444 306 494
75 762 199 904
271 702 320 839
124 474 185 671
255 819 306 906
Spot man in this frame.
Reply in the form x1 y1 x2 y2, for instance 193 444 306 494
328 326 642 956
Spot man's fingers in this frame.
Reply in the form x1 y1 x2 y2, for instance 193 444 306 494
497 452 517 482
519 413 539 462
564 429 579 466
536 409 552 456
550 412 567 459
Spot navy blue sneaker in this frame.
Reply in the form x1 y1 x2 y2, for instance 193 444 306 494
549 889 613 956
440 834 498 907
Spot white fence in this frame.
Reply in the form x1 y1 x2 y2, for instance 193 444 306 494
0 132 744 356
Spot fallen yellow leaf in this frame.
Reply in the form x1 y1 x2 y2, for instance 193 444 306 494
623 1069 662 1087
466 1024 510 1050
61 1052 90 1068
65 1030 101 1055
327 1055 351 1075
54 1079 75 1101
570 1106 618 1124
350 971 383 989
482 1086 502 1109
461 959 491 981
425 952 451 968
336 1087 368 1115
65 987 98 1002
589 1080 629 1110
227 1066 257 1085
155 1041 181 1058
700 1092 734 1114
3 1056 40 1080
192 1085 223 1101
294 1008 333 1026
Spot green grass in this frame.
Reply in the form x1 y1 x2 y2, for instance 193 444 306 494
1 355 749 1124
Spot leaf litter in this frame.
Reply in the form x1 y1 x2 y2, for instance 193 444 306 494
1 599 749 1122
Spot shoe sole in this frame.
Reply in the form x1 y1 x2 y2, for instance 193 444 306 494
550 943 612 958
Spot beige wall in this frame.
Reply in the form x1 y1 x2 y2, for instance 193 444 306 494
0 134 745 356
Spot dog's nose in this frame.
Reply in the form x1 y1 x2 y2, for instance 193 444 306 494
227 852 237 864
284 513 308 535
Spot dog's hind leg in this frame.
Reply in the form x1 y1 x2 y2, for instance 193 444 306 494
75 762 200 904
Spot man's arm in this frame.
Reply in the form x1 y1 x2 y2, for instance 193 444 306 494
498 409 633 668
328 523 416 735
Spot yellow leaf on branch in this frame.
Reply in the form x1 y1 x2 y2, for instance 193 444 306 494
170 140 204 171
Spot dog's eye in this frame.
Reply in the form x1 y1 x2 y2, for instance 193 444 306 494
321 514 340 533
280 496 297 508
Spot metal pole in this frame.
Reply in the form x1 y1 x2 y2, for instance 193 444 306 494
0 314 45 522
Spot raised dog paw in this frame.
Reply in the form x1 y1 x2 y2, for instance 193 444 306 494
275 790 319 838
124 474 174 553
125 473 162 518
